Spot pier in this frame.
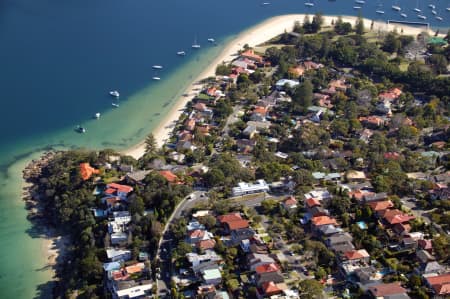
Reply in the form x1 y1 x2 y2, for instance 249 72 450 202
387 20 429 31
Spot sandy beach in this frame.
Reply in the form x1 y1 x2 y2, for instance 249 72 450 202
122 14 440 159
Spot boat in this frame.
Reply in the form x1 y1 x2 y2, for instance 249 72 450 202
400 13 407 18
207 38 215 43
261 2 271 5
414 0 421 12
192 37 201 49
428 4 435 9
152 76 161 81
152 65 163 70
417 14 427 19
109 90 120 97
95 113 100 119
436 16 443 21
177 51 186 56
431 10 437 15
304 2 315 7
353 6 362 9
447 8 450 12
413 8 421 12
111 103 119 108
392 5 401 11
376 10 385 14
355 0 365 4
76 125 86 133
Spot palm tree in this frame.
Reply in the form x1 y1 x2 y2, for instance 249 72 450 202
145 133 157 154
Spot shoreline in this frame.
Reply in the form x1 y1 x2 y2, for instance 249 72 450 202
121 13 442 159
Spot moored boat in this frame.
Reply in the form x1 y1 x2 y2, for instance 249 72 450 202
376 10 385 14
76 125 86 133
111 103 119 108
400 13 407 18
152 76 161 81
152 65 163 70
177 51 186 56
304 2 314 7
392 5 401 11
109 90 120 98
95 113 100 119
417 14 427 19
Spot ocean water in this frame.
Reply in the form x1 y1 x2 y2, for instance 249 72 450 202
0 0 448 298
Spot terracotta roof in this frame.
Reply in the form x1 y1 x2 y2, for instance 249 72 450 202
159 170 178 183
262 281 282 295
255 263 280 274
368 200 394 212
79 163 100 181
227 219 249 230
217 213 242 223
241 49 263 63
197 239 216 250
106 183 133 194
206 87 216 96
283 196 297 206
288 66 305 77
188 229 205 238
305 198 321 208
311 216 337 226
426 273 450 295
253 106 268 116
383 209 415 224
368 282 407 297
344 249 370 260
125 263 145 274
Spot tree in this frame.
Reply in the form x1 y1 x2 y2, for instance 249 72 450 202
429 54 448 74
298 279 324 299
382 33 401 53
130 196 145 216
145 133 157 154
261 199 278 214
355 15 365 35
293 80 313 113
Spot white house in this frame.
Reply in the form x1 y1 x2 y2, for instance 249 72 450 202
106 248 131 262
112 280 152 299
232 180 270 197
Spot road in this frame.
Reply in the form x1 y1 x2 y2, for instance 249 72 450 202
155 191 208 297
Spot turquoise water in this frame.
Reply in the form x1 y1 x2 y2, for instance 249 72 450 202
0 0 449 298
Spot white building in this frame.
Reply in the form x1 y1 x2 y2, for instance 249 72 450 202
106 248 131 262
232 180 270 197
112 280 152 299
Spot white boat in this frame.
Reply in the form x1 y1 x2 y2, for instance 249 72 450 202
192 37 201 49
261 2 271 5
304 2 315 7
95 113 101 119
429 4 435 9
436 16 443 21
355 0 365 4
376 10 385 14
413 8 421 12
400 13 407 18
111 103 119 108
109 90 120 97
207 38 215 43
353 6 362 9
417 14 427 19
447 8 450 12
392 5 401 11
177 51 186 56
152 65 163 70
431 10 437 15
152 76 161 81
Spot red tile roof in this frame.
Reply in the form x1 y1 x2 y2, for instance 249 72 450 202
344 249 370 260
217 213 242 223
227 219 249 230
383 209 415 225
305 198 321 208
79 163 100 181
159 170 178 183
283 196 297 207
262 281 282 295
197 239 216 250
368 282 407 297
426 273 450 295
188 229 205 239
311 216 337 226
368 200 394 212
106 183 133 194
241 49 263 63
255 263 280 274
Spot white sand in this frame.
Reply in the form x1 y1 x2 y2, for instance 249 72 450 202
122 14 438 159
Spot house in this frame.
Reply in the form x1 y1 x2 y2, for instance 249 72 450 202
367 282 409 299
197 239 217 251
201 268 222 285
105 183 133 200
359 129 374 143
425 273 450 298
185 118 196 131
305 198 321 209
317 224 342 237
281 196 298 211
168 151 186 163
112 280 152 299
256 271 284 286
187 229 213 244
342 249 370 264
159 170 179 183
79 163 100 181
275 79 299 90
102 196 123 211
236 139 256 153
248 253 276 271
240 49 263 64
326 232 354 250
345 170 367 182
418 261 444 275
106 248 131 262
364 192 388 203
243 125 258 138
378 88 402 102
255 263 280 274
416 249 436 264
359 116 385 128
383 209 415 225
125 170 151 185
311 216 338 231
231 228 255 245
111 232 128 245
304 189 332 203
368 200 394 217
217 213 249 233
232 180 270 197
259 281 284 297
418 239 433 253
187 220 205 231
187 250 222 267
